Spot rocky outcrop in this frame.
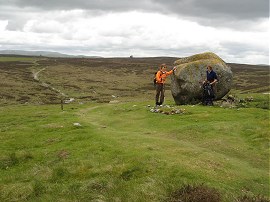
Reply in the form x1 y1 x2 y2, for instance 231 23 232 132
171 52 233 105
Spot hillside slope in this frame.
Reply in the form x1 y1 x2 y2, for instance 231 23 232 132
0 56 269 201
0 56 269 105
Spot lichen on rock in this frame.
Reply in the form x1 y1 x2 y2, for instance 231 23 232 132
171 52 233 105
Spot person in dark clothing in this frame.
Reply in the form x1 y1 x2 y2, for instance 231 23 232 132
203 65 218 105
155 64 176 106
206 65 218 85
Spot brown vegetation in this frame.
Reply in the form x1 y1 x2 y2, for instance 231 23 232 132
0 56 269 105
167 184 221 202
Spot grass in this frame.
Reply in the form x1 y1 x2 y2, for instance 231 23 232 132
0 56 38 62
0 56 269 201
0 99 269 201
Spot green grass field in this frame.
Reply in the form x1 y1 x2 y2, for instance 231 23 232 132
0 56 269 201
0 99 269 201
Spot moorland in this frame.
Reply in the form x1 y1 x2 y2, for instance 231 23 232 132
0 55 269 202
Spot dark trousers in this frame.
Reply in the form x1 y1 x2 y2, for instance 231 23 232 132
155 83 165 105
202 83 216 105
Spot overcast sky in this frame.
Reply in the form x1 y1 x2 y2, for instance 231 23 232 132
0 0 269 64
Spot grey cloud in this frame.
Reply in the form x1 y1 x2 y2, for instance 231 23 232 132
0 0 268 31
0 0 157 12
1 0 268 20
220 41 269 56
167 0 267 21
6 21 24 31
193 0 269 19
0 6 37 30
153 0 269 28
0 0 268 32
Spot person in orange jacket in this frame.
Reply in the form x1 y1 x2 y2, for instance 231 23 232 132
155 63 176 106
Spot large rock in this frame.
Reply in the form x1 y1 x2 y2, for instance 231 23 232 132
171 52 233 105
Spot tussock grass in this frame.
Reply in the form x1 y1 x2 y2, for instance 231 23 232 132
0 151 33 170
32 180 46 197
0 153 19 169
236 195 270 202
167 184 221 202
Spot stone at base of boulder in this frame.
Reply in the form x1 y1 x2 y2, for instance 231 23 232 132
109 100 120 104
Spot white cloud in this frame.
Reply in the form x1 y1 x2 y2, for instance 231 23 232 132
0 10 269 64
0 20 8 31
24 20 65 33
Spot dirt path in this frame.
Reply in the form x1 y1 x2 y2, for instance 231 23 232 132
33 68 46 81
33 67 69 99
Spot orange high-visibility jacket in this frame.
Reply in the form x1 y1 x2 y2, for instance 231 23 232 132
155 70 174 84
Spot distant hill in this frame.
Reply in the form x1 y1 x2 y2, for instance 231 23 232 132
0 50 102 58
